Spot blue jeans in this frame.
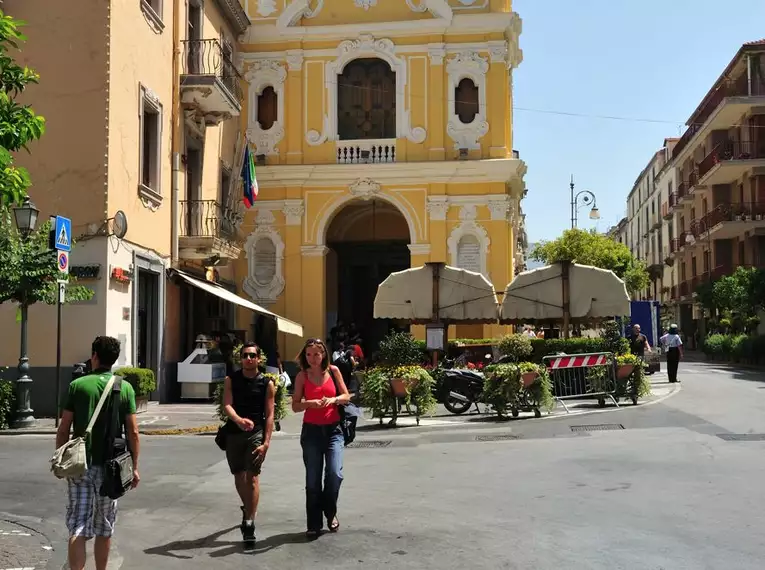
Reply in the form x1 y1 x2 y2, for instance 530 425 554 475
300 422 344 531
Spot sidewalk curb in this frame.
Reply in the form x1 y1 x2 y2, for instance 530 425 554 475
0 382 680 439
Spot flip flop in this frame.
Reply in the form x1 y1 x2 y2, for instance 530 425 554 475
328 517 340 532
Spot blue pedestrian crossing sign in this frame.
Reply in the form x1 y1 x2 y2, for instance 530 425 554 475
54 215 72 252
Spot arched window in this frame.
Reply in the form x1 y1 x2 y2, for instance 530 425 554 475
337 58 396 140
455 78 479 124
257 86 278 131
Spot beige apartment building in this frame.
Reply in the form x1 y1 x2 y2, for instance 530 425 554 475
620 40 765 345
0 0 259 411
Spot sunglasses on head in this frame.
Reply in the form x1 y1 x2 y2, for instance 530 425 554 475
242 353 258 360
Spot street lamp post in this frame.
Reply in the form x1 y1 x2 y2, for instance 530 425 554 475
11 196 39 428
570 175 601 229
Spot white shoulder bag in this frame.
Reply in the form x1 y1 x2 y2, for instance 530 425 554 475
50 375 116 479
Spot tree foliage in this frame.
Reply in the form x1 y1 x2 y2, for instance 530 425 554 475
711 267 765 316
0 208 93 306
530 229 650 295
0 11 45 207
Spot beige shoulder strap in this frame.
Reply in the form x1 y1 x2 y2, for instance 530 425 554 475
85 375 116 434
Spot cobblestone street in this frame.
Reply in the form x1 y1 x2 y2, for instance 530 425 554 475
0 520 53 570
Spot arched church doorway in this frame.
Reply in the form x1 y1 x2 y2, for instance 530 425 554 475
325 199 411 357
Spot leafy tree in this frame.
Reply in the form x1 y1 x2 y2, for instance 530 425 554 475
531 229 650 295
0 11 45 207
0 208 93 307
712 267 765 317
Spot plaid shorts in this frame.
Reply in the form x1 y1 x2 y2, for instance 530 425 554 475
66 466 119 538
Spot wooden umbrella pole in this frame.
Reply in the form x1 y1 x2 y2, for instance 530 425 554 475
562 260 571 339
431 262 441 367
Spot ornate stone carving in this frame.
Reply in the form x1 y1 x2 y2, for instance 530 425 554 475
276 0 323 27
247 123 285 156
459 204 477 221
405 0 453 19
285 50 304 71
255 208 276 225
426 197 449 221
243 227 285 303
256 0 278 17
354 0 377 9
446 51 489 150
487 197 511 221
507 12 524 69
446 51 489 76
488 41 508 64
349 178 381 200
338 34 395 59
447 221 490 278
447 120 489 151
428 44 446 66
245 59 287 85
246 60 287 155
282 200 305 226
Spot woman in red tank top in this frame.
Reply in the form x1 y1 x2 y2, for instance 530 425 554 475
292 338 351 538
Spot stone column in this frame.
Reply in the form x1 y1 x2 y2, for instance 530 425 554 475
300 245 328 343
285 50 304 164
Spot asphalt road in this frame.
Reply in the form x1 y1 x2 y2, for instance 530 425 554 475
2 361 765 569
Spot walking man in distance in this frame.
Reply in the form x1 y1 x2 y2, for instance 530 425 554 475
222 342 276 546
55 336 140 570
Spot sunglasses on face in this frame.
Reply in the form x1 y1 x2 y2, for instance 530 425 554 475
242 353 258 360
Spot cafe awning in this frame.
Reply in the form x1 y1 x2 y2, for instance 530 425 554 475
500 262 630 323
374 263 499 323
172 269 304 337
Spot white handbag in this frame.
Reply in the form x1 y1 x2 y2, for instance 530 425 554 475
50 375 116 479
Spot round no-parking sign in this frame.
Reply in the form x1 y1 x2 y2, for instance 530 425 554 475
57 250 69 274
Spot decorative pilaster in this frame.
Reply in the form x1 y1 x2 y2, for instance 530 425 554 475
428 44 446 160
285 50 304 163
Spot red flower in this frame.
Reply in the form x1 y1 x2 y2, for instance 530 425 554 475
467 362 476 369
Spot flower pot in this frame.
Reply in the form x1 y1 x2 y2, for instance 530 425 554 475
616 364 634 380
135 394 149 414
521 371 539 388
390 378 415 398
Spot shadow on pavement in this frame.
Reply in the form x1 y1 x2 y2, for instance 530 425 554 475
144 525 309 559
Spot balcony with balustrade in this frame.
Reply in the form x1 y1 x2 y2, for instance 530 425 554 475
179 199 243 260
671 69 765 162
690 202 765 240
336 140 397 164
698 140 765 186
180 39 243 124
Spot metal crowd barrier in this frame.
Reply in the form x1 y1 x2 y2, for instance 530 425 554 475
542 352 618 413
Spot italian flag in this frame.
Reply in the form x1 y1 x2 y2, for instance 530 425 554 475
241 145 258 209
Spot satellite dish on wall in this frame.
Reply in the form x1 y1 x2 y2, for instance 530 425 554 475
113 210 128 239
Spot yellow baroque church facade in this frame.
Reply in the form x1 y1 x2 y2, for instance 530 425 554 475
233 0 528 359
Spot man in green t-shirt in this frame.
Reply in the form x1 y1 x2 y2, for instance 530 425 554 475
55 336 141 570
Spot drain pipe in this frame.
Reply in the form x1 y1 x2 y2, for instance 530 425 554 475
170 0 181 264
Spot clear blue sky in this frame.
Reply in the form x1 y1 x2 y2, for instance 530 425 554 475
513 0 765 243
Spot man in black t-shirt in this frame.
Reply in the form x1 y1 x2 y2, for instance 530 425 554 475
629 324 651 358
222 342 275 546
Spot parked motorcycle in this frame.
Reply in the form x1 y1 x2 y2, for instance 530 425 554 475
439 359 487 415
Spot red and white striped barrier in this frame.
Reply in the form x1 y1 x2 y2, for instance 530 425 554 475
547 354 608 369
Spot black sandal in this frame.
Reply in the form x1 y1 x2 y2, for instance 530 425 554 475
328 517 340 532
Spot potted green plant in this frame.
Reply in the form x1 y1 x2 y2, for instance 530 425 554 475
114 367 156 414
518 361 540 387
482 363 522 419
614 353 651 404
